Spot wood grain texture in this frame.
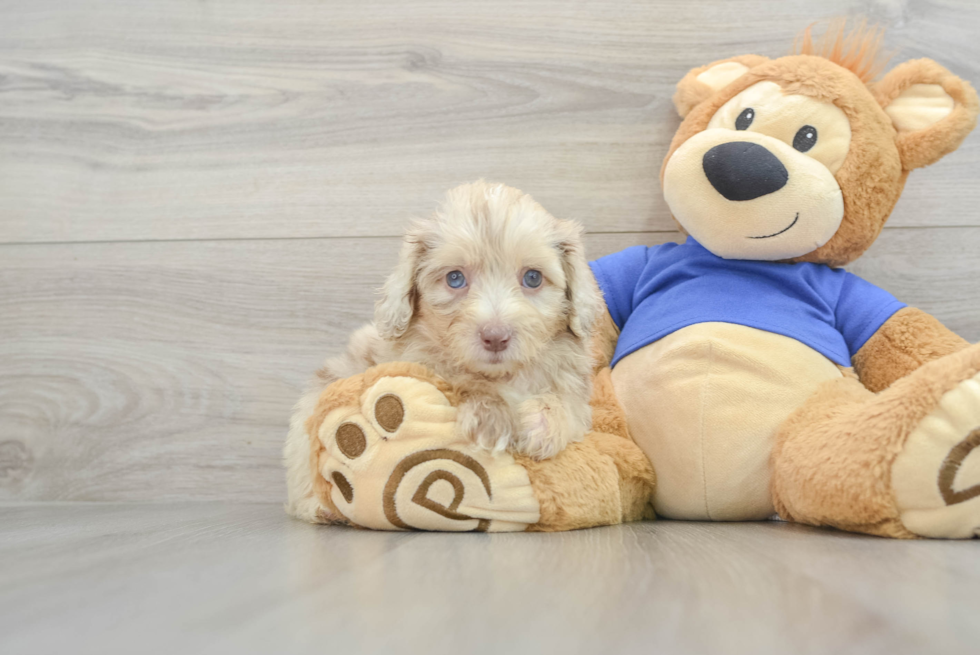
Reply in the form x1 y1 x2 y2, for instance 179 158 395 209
1 0 979 243
1 229 978 502
0 1 979 503
0 503 977 655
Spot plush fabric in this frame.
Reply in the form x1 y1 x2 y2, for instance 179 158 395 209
772 344 980 538
893 370 980 538
663 125 847 260
308 363 539 532
518 369 656 532
662 55 910 267
673 54 772 118
853 307 970 392
612 323 842 520
873 58 980 171
300 362 656 532
708 81 853 173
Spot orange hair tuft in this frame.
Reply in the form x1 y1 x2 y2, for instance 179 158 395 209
793 18 893 83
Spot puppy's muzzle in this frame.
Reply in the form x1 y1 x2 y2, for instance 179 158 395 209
479 323 512 353
703 141 788 201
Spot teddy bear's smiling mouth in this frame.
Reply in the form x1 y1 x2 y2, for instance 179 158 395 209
747 213 800 239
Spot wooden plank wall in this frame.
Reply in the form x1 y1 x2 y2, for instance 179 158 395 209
1 0 978 502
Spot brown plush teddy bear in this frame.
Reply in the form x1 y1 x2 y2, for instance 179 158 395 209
593 22 980 539
286 23 980 538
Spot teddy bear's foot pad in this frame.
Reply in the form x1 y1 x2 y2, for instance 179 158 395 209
893 372 980 538
316 373 541 532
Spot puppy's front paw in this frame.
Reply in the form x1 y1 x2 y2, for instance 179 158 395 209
457 398 518 453
516 396 582 461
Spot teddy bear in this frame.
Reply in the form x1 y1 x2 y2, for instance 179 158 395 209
594 22 980 539
286 23 980 538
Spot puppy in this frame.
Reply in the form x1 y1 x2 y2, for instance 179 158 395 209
284 181 602 521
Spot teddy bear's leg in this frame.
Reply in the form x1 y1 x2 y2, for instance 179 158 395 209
298 363 654 532
519 369 657 532
771 343 980 538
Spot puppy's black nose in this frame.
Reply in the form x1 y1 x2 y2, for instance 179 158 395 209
702 141 788 201
480 324 511 353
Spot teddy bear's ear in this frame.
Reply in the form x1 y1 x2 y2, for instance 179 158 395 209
673 55 769 118
873 59 979 170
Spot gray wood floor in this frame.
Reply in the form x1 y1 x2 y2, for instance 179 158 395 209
0 503 978 655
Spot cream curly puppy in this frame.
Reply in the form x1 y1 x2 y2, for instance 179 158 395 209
288 181 602 478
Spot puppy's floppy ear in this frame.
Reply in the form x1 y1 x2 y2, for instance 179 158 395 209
673 55 770 118
375 221 429 340
554 219 602 339
873 58 979 170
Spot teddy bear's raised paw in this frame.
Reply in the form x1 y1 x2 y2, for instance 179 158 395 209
893 372 980 538
313 370 541 532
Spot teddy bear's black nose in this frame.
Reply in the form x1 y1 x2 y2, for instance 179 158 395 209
702 141 789 201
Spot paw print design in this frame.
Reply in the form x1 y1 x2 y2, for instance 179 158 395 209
312 368 540 532
893 370 980 538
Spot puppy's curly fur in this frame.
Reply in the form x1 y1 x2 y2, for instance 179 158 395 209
284 181 602 522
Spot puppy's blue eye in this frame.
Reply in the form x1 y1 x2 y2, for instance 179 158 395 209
446 270 466 289
522 269 543 288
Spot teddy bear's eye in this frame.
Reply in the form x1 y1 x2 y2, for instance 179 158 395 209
793 125 818 152
735 108 755 130
446 270 466 289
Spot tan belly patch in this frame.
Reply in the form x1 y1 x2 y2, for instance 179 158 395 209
612 323 843 521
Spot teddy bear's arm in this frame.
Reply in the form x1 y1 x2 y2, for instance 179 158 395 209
853 307 970 392
590 307 620 372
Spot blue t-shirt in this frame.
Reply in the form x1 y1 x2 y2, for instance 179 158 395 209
590 237 906 368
